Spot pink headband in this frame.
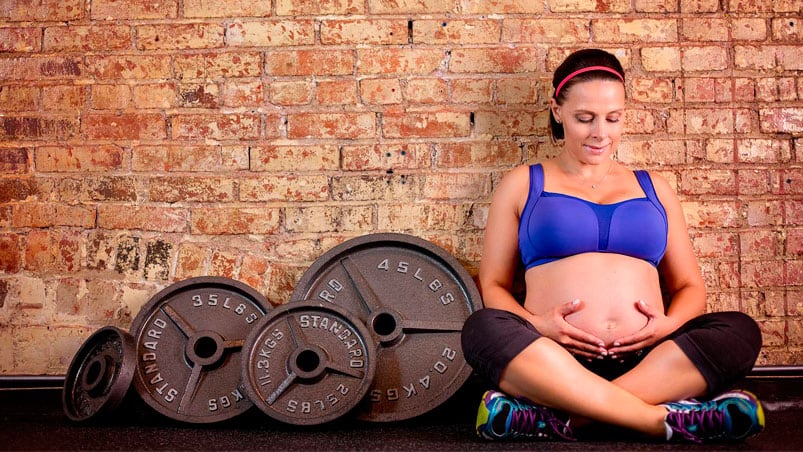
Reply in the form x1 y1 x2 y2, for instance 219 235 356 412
554 66 624 98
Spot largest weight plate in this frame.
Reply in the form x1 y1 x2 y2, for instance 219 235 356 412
291 233 482 422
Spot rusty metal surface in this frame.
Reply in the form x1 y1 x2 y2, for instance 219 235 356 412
129 277 271 424
291 233 482 422
242 301 376 426
62 326 136 422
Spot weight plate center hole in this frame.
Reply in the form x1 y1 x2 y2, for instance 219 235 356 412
290 346 327 380
82 356 110 396
186 331 225 367
370 310 403 345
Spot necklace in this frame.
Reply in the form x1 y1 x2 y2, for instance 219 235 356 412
589 161 613 190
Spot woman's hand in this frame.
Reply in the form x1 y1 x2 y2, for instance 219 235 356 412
528 299 608 359
607 300 672 358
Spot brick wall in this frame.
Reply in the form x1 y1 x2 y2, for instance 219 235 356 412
0 0 801 375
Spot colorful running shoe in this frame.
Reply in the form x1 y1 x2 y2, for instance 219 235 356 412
662 390 765 444
475 390 575 441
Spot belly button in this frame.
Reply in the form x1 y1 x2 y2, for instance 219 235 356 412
604 321 618 331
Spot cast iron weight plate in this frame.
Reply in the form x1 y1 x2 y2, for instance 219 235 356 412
242 302 377 426
129 276 271 424
291 233 482 422
62 326 136 422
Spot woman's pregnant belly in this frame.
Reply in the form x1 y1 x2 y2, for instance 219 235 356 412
524 253 663 347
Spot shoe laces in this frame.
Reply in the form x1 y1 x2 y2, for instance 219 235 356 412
509 399 575 441
666 406 727 444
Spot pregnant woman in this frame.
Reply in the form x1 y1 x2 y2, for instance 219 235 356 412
461 49 764 444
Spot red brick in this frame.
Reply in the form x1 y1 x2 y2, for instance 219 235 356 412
782 169 803 194
23 230 81 273
760 108 803 134
635 0 678 12
184 0 272 18
276 0 364 15
91 84 131 110
406 78 448 103
321 19 408 45
0 234 21 273
226 20 314 47
269 80 313 106
449 47 540 73
681 169 737 195
91 0 177 20
251 145 339 171
82 113 165 140
682 46 728 71
177 83 219 108
0 57 79 81
593 19 677 43
788 229 803 256
414 19 501 44
86 55 171 79
239 254 270 295
57 174 138 202
733 18 767 41
735 46 777 70
681 18 728 41
682 201 742 228
738 169 773 195
210 249 238 279
422 173 492 200
288 113 375 139
266 50 354 76
435 142 520 168
132 82 177 109
747 200 784 227
222 80 264 107
450 79 493 103
367 0 454 13
0 149 29 173
691 231 738 258
737 139 791 163
502 19 589 43
741 230 782 257
383 111 470 138
0 27 41 52
285 205 373 233
474 110 543 137
342 143 431 171
42 86 86 112
357 48 445 75
174 52 262 80
742 260 785 288
148 176 235 202
0 116 79 141
0 177 38 203
316 79 358 105
331 175 417 202
171 113 261 140
34 145 124 172
137 23 223 50
552 0 630 12
0 86 39 111
681 0 720 12
98 205 188 232
787 199 803 225
44 25 131 52
240 175 329 202
1 0 83 21
462 0 544 13
175 242 209 280
360 78 403 105
496 78 538 104
191 207 280 234
133 145 233 172
641 47 681 72
631 78 674 103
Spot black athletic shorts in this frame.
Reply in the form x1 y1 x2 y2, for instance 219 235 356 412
461 308 762 397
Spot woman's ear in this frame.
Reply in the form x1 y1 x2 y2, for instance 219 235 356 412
549 98 561 124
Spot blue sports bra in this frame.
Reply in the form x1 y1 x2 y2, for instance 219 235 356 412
518 164 668 269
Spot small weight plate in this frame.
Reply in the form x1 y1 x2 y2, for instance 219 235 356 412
242 302 376 426
291 233 482 422
63 326 136 422
129 276 271 424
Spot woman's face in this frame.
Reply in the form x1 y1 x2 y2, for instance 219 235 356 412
551 79 625 164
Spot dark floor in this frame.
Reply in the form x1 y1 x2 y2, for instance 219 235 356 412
1 373 801 451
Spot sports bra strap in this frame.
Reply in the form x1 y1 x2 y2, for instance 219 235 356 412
634 170 659 203
529 164 545 199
